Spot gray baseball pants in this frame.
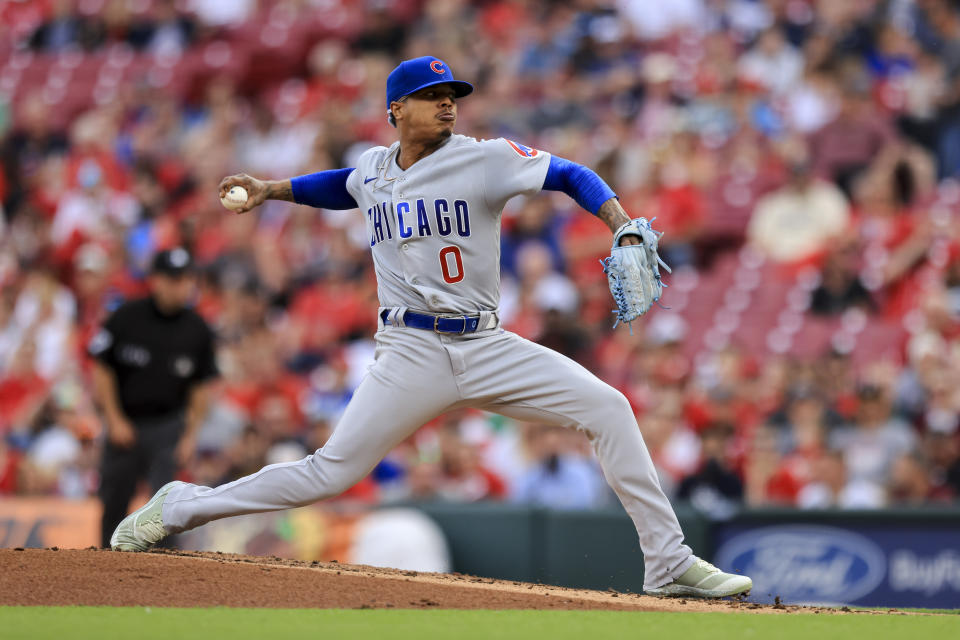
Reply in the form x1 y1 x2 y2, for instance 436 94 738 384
162 318 694 588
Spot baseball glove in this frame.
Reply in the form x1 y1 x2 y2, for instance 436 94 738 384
601 217 671 331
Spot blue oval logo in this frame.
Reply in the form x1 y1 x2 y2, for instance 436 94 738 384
715 525 887 603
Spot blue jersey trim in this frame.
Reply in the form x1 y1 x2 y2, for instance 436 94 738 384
542 156 616 215
290 168 359 210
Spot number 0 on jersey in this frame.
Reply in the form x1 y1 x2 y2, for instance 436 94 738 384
439 246 464 283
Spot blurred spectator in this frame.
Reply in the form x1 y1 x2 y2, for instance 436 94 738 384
354 3 409 56
188 449 230 489
0 335 49 436
236 100 311 179
137 0 197 55
501 198 566 277
676 423 743 518
887 452 939 504
217 328 309 432
623 157 705 268
831 384 916 497
405 459 444 501
747 160 850 264
809 242 875 315
50 159 138 248
434 419 506 503
738 28 804 96
502 242 578 340
784 62 837 135
0 268 76 380
742 424 784 506
797 449 886 509
634 52 682 144
19 382 99 498
849 151 939 315
222 424 269 482
28 0 104 51
1 93 68 214
512 424 605 509
809 83 895 196
764 388 834 505
919 431 959 500
303 356 354 426
638 386 700 493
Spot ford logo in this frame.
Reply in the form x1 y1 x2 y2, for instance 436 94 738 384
714 525 886 603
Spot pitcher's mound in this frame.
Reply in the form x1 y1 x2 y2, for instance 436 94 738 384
1 548 797 612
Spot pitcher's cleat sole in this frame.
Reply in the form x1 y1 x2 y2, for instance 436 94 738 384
647 585 752 598
110 481 184 551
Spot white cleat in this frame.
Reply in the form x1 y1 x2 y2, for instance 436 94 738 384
110 481 184 551
646 556 753 598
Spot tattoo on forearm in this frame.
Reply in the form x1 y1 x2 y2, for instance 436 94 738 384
596 198 630 232
267 180 295 202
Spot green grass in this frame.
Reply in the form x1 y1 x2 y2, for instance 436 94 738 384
1 607 957 640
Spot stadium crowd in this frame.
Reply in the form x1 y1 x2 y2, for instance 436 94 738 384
2 0 960 516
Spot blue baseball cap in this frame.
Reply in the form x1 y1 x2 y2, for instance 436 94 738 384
386 56 473 108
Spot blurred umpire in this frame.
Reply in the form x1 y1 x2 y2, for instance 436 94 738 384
88 248 217 548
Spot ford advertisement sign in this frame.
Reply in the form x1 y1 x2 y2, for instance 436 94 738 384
713 523 960 607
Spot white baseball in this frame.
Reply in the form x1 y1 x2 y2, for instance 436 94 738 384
221 186 249 211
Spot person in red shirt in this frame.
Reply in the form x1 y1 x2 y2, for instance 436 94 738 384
622 160 705 267
435 421 506 502
287 273 377 355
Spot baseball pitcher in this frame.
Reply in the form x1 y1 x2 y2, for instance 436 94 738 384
111 56 752 598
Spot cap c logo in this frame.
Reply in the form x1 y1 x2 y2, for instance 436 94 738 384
430 60 444 74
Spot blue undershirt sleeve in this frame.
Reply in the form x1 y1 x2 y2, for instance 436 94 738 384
290 168 359 210
541 155 616 215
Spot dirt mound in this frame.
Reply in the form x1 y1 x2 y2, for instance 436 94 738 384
0 548 847 613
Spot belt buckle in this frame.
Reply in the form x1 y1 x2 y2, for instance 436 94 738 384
433 314 470 334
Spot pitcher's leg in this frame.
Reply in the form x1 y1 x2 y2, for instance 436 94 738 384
463 332 693 589
163 330 459 534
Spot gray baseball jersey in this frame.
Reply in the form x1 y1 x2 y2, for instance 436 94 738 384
345 134 551 314
157 135 696 590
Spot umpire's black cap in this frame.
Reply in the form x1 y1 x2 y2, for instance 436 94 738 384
151 247 193 276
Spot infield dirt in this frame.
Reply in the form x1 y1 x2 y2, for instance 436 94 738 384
0 548 911 614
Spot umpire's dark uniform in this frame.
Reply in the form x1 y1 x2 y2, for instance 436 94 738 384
89 249 217 548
